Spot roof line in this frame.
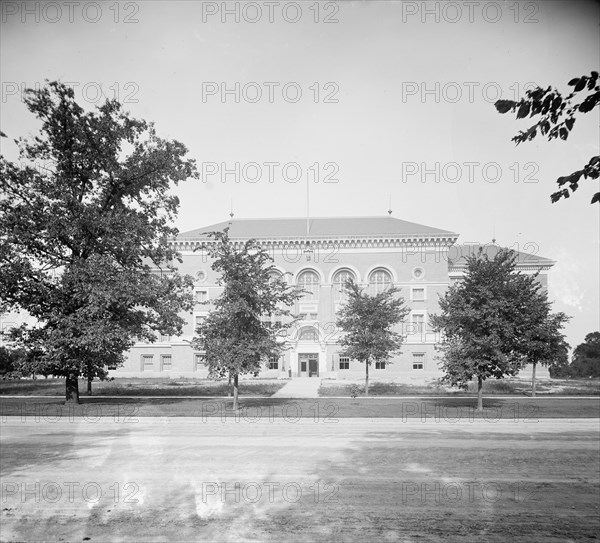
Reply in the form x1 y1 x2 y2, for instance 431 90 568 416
202 215 434 222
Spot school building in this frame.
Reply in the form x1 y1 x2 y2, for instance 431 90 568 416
111 216 555 381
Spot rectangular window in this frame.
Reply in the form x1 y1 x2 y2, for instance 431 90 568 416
196 290 208 303
375 361 386 370
413 353 425 370
412 313 425 333
161 355 172 371
194 354 205 371
339 356 350 370
412 288 425 301
141 355 153 371
195 315 206 329
268 356 279 370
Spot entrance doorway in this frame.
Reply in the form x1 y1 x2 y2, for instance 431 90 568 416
298 353 319 377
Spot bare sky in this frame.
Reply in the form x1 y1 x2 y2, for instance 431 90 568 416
1 0 599 348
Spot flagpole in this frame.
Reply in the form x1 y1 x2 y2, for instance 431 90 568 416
306 171 310 236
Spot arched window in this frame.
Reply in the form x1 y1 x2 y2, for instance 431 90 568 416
333 269 356 302
268 270 283 284
297 270 319 301
369 268 392 294
299 326 319 342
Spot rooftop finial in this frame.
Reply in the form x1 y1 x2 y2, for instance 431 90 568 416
388 195 392 215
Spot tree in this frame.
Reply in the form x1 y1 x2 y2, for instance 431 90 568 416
336 279 408 396
431 248 557 411
0 81 197 403
569 332 600 378
0 347 25 379
519 308 570 396
495 71 600 204
191 230 301 410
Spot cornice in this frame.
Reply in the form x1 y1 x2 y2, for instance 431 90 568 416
449 263 555 273
171 233 460 252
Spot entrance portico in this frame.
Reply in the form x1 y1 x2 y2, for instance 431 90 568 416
298 352 319 377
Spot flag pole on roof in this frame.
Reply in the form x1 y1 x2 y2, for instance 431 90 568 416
306 170 310 236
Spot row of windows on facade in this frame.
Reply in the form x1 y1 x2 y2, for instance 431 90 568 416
139 353 427 371
138 312 428 344
194 268 426 303
197 267 425 284
196 314 428 335
193 284 427 304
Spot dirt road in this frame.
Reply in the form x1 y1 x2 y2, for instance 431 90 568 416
1 418 599 542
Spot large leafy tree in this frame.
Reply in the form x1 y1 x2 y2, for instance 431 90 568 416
431 248 563 410
519 306 570 396
336 279 408 396
495 71 599 204
0 81 197 403
191 230 301 410
568 332 600 378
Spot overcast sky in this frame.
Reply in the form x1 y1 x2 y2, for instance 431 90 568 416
1 0 599 349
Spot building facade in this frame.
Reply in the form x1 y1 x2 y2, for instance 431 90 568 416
111 216 555 381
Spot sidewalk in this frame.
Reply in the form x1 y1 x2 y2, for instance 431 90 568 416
271 378 322 398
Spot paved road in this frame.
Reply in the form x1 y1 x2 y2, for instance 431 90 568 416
1 418 599 542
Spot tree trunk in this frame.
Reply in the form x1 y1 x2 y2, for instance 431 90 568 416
365 360 369 397
228 372 233 397
531 362 537 397
477 376 483 412
232 373 239 411
65 373 80 404
87 373 93 396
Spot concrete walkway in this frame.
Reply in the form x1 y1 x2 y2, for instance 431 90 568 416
271 377 322 398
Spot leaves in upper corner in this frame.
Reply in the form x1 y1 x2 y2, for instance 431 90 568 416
578 90 600 113
494 100 516 114
516 102 531 119
575 77 588 92
497 74 599 205
591 192 600 205
569 76 589 92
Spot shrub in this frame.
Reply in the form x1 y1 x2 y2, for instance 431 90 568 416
349 384 364 399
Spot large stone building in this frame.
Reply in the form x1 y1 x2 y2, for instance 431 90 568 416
111 216 555 380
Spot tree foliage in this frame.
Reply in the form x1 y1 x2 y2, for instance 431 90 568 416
552 332 600 378
191 230 301 409
336 279 408 396
518 300 570 395
495 71 600 204
431 248 567 409
0 81 197 401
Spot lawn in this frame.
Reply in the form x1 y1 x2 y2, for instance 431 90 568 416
0 377 285 397
319 378 600 397
1 396 598 419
